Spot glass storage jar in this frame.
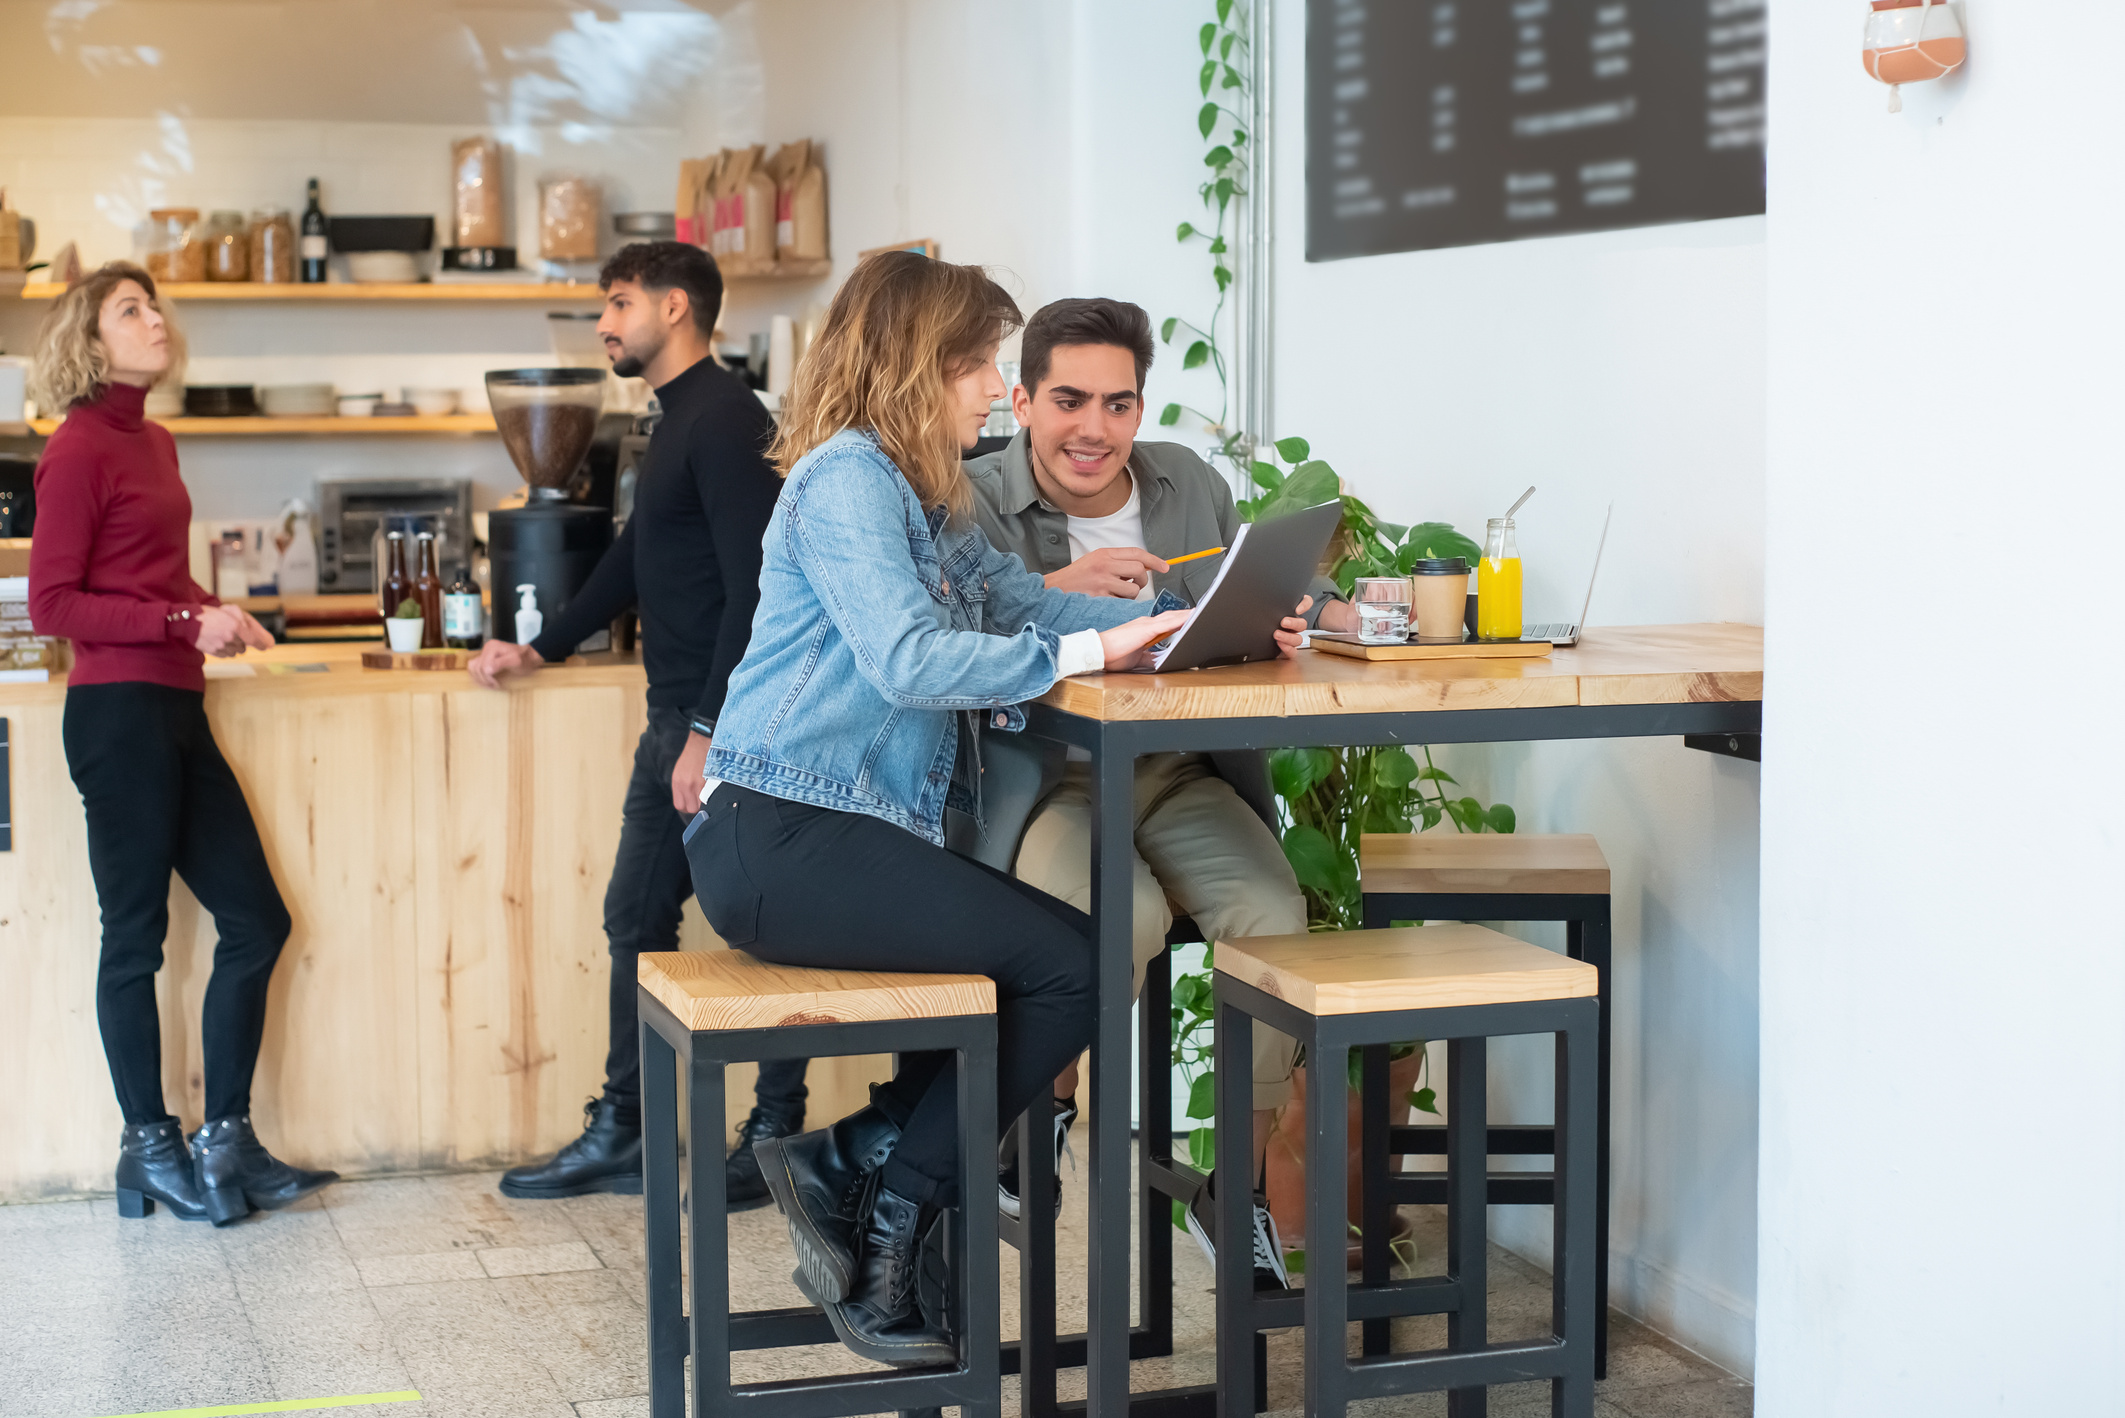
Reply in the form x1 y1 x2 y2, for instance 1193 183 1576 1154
248 207 295 284
204 210 249 281
143 208 205 284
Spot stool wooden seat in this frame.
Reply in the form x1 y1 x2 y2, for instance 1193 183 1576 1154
1211 924 1600 1418
1218 921 1598 1013
638 950 995 1030
1359 831 1617 1378
1360 831 1610 895
637 948 1000 1418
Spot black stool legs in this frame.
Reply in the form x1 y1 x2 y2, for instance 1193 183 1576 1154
641 992 1000 1418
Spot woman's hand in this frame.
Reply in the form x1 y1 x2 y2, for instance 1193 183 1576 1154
191 605 275 657
1276 595 1314 659
1096 608 1192 672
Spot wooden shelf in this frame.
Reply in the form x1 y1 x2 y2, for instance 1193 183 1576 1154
9 264 831 302
27 414 497 436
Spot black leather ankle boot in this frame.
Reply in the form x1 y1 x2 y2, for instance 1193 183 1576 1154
498 1098 642 1200
725 1105 803 1212
798 1173 954 1369
190 1116 340 1226
755 1104 900 1301
115 1120 208 1221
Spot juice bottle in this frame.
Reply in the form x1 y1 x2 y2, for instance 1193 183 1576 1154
1477 517 1522 639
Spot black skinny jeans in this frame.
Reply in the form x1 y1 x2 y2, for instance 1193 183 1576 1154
63 682 291 1127
685 784 1098 1208
602 709 807 1123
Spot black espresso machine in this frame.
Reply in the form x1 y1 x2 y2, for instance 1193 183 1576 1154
483 368 632 645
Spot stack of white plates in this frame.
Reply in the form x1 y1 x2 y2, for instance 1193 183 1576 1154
261 383 336 418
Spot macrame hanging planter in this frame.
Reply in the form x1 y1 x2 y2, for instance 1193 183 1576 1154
1863 0 1967 112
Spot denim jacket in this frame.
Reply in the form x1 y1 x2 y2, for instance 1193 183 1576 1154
705 429 1147 846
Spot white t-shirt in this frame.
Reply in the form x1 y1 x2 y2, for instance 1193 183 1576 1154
1064 476 1154 602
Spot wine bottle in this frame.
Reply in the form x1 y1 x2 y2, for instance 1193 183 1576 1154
443 565 484 650
380 530 412 622
414 532 444 649
300 178 328 283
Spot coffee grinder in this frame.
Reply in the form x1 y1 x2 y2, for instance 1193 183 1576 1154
484 368 612 644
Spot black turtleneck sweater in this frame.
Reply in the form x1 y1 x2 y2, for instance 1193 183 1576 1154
529 356 780 727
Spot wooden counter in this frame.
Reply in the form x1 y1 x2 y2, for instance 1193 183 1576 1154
0 643 882 1201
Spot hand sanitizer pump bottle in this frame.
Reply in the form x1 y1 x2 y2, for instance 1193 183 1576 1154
514 584 543 646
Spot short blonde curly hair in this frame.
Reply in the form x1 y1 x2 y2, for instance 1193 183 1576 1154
28 261 187 412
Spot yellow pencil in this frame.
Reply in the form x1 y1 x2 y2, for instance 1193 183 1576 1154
1166 545 1226 567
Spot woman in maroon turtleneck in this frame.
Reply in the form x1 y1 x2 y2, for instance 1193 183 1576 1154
29 263 336 1225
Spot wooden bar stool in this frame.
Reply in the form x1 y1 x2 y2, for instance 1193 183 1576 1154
1212 924 1599 1418
1359 832 1614 1374
637 950 1000 1418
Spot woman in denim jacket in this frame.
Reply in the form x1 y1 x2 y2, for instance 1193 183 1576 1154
688 253 1302 1365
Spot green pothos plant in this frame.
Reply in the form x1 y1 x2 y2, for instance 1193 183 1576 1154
1157 1 1517 1252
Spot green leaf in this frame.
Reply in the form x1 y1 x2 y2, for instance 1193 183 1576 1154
1450 796 1486 832
1416 766 1458 785
1215 176 1234 209
1232 128 1249 146
1200 60 1216 96
1274 436 1312 461
1173 224 1195 245
1401 521 1483 565
1159 402 1182 427
1198 101 1219 138
1173 974 1209 1012
1186 1072 1217 1121
1187 1126 1217 1170
1283 1248 1306 1275
1485 802 1518 834
1281 823 1352 895
1280 459 1340 506
1213 265 1232 293
1173 1197 1190 1231
1183 340 1211 370
1199 21 1215 55
1160 315 1179 342
1420 803 1443 831
1374 746 1419 789
1208 235 1227 255
1270 746 1333 798
1409 1086 1439 1115
1220 31 1236 60
1217 0 1234 23
1248 460 1285 491
1222 63 1244 89
1204 145 1234 169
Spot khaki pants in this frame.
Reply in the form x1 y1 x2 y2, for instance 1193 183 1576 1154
1013 752 1303 1110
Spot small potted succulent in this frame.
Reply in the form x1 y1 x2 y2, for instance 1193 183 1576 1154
385 598 426 653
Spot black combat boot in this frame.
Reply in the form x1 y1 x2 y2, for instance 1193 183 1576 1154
795 1172 955 1369
725 1105 803 1212
190 1115 339 1226
754 1104 900 1301
114 1120 208 1221
498 1098 642 1200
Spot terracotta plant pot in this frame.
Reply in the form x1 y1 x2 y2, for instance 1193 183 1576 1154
1262 1052 1426 1271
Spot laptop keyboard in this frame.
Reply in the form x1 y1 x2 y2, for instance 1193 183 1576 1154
1523 623 1573 641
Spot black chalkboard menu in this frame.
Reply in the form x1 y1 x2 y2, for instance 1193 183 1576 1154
1307 0 1766 260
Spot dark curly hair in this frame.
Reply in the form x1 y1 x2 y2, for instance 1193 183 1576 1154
1019 297 1155 396
598 241 724 335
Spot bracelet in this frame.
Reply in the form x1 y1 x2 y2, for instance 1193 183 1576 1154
689 717 716 739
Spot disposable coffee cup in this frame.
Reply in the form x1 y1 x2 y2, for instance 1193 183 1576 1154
1410 558 1470 641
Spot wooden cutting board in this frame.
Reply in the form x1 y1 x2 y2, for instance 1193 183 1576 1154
360 648 469 671
1308 632 1553 661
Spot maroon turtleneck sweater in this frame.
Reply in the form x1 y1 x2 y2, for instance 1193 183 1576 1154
28 382 218 692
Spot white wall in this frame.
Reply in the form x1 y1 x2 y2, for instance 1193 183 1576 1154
1757 7 2125 1412
1263 0 1766 1378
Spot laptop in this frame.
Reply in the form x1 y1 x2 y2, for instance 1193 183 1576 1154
1521 504 1611 647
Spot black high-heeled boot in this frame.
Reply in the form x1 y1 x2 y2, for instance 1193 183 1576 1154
190 1115 340 1226
755 1104 900 1301
794 1172 955 1369
114 1120 208 1221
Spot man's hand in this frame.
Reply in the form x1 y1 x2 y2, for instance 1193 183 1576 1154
1045 546 1169 599
467 639 545 689
1096 608 1193 671
1275 595 1314 659
191 605 274 658
671 730 712 814
1314 596 1358 635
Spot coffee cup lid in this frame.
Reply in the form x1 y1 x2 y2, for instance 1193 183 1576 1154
1410 557 1469 575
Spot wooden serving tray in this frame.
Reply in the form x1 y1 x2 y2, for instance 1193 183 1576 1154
1308 632 1553 661
360 648 470 671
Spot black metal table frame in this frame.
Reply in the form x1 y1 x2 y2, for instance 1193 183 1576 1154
638 989 1001 1418
1017 696 1761 1418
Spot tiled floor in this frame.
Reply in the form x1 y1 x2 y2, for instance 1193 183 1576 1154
0 1162 1748 1418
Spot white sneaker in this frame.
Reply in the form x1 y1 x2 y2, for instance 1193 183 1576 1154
1184 1169 1290 1291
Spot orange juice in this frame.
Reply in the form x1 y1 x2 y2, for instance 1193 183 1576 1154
1477 556 1522 639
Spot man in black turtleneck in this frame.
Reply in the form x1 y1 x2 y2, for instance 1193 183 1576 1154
468 241 802 1204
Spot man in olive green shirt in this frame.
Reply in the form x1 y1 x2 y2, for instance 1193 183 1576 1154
958 297 1359 1288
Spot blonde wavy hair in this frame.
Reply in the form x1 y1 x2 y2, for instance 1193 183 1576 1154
29 261 187 412
769 251 1019 522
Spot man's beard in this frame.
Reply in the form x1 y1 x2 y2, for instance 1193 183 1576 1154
609 330 664 380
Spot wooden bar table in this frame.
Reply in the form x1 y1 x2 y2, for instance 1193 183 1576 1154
1016 623 1763 1418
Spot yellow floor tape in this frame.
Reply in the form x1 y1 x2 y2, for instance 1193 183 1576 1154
90 1391 421 1418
